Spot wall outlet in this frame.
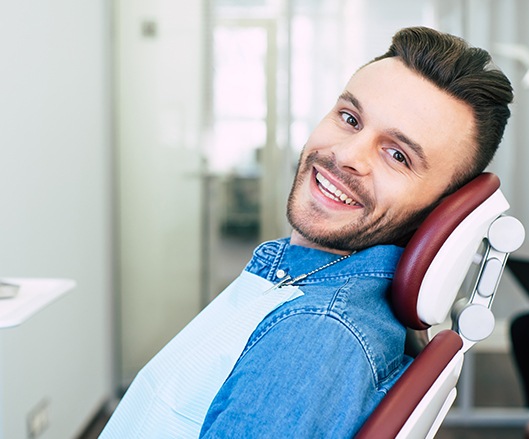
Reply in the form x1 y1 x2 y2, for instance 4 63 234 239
27 399 50 439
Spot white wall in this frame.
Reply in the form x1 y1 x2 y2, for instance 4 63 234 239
0 1 114 436
115 0 205 384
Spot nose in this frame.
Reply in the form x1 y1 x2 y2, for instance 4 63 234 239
332 130 375 176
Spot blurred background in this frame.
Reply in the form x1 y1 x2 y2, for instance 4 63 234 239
1 0 529 437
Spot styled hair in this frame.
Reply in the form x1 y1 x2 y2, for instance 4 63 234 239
371 26 513 191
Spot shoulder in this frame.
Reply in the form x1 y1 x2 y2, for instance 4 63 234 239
201 312 386 438
243 284 405 388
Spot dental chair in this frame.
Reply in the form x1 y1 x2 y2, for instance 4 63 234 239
355 172 525 439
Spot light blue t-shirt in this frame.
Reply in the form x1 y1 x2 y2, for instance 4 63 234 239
101 238 410 438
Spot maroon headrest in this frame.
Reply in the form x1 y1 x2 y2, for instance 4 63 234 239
391 173 500 330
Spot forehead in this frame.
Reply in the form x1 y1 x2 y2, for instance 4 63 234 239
344 58 476 175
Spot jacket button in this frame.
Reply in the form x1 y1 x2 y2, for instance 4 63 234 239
276 269 287 279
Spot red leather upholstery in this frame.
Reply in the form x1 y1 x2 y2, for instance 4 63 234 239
355 330 463 438
391 173 500 329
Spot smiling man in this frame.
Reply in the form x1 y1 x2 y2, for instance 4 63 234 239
288 57 477 254
101 27 513 439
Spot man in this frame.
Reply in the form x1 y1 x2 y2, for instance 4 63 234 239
101 27 513 438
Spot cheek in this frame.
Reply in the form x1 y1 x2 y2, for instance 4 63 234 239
373 177 406 207
305 119 339 149
374 178 435 217
304 135 324 153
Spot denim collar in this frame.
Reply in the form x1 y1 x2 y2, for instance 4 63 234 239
253 237 404 284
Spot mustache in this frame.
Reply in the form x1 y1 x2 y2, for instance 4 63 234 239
300 151 374 210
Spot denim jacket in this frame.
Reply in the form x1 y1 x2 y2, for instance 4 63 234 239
101 238 410 439
200 238 411 438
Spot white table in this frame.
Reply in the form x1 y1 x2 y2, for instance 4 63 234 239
0 278 75 328
0 278 76 438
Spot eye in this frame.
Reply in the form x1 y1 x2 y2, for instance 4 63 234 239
387 148 409 167
339 111 360 130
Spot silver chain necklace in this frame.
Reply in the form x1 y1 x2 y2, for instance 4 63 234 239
272 251 356 289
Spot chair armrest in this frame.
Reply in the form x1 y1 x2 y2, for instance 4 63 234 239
355 330 463 439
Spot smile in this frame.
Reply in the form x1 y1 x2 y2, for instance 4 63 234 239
315 172 360 206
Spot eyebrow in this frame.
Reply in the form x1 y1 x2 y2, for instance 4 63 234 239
387 128 430 170
338 91 364 113
337 91 430 170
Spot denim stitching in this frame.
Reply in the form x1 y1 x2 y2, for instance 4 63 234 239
266 239 288 282
325 279 381 381
251 240 282 265
296 271 396 285
330 277 404 382
239 307 383 389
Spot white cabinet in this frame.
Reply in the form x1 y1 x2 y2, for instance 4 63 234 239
0 279 79 439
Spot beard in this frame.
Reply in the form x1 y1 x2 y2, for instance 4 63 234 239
286 151 436 252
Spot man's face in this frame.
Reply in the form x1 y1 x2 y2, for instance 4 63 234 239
287 57 476 253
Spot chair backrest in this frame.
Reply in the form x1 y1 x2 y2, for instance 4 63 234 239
355 173 525 439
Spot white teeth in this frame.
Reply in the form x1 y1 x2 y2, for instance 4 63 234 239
321 190 340 202
316 172 358 206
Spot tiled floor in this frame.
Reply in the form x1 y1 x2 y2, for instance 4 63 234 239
77 414 107 438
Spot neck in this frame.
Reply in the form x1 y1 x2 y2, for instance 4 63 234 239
290 230 352 256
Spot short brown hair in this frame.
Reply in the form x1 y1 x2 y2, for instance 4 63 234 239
372 26 513 191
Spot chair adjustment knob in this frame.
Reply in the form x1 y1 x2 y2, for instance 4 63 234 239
457 304 495 342
488 216 525 253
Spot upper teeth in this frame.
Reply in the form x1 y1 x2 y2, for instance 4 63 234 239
316 172 356 205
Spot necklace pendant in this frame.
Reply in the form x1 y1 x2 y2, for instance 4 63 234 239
263 251 354 295
274 275 293 288
263 275 293 295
